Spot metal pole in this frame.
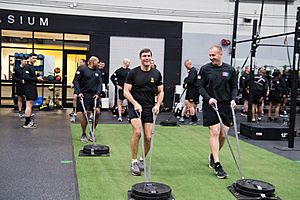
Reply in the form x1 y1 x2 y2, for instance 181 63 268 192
236 31 295 44
247 19 258 122
231 0 239 67
288 8 300 148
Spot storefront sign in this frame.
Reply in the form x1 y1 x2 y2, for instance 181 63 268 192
0 14 49 27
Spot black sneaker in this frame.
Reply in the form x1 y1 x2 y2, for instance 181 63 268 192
208 154 214 169
214 163 228 179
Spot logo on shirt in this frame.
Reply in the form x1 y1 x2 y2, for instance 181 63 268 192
197 75 201 79
76 71 80 75
95 73 99 77
222 72 229 77
150 77 155 83
25 70 29 74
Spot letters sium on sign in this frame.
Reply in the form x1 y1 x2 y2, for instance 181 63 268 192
0 14 49 27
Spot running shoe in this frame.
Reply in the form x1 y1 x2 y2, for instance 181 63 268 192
118 116 123 122
138 159 144 171
208 154 214 169
214 163 228 179
69 112 75 117
131 161 141 176
23 121 37 129
70 114 77 123
80 134 88 143
179 117 185 123
280 111 288 118
18 112 25 119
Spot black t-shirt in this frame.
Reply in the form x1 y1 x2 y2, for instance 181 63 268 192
99 69 109 87
13 65 25 85
184 67 200 90
23 64 37 86
199 62 238 102
73 66 102 96
125 66 163 108
110 67 130 87
270 78 287 95
252 74 269 95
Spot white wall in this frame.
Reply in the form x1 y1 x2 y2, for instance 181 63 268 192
0 0 298 35
1 0 299 86
109 36 165 106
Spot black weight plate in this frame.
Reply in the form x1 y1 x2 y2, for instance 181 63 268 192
159 121 178 126
235 179 275 194
83 144 110 155
131 182 172 200
233 183 275 198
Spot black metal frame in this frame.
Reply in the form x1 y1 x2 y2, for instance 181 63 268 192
230 0 299 148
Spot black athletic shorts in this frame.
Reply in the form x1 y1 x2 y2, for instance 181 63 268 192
16 83 25 96
24 84 38 101
242 90 249 101
76 94 100 112
128 104 153 123
202 101 233 127
185 88 200 104
252 91 264 104
118 89 125 101
268 91 282 104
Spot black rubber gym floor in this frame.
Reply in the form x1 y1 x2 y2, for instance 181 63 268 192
0 109 79 200
0 108 299 199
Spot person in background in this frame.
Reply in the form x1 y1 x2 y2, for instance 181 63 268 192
23 53 43 128
181 59 200 123
239 66 250 117
70 59 87 122
110 58 131 122
13 57 27 118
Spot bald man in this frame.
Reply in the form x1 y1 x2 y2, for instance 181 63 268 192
110 58 131 122
73 56 102 142
199 45 238 179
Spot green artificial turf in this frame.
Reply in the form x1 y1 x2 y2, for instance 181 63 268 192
71 124 300 200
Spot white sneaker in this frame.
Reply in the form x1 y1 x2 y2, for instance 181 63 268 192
118 116 122 122
23 121 37 129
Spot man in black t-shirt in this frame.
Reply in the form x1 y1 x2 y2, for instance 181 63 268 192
73 56 102 143
199 45 238 179
13 57 27 118
110 58 131 122
23 53 43 129
124 48 164 176
181 59 200 123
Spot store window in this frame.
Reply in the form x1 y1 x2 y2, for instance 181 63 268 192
0 29 90 106
64 33 90 51
1 29 33 48
34 32 63 50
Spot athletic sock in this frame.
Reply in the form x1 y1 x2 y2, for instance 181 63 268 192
25 117 31 126
214 161 220 166
139 157 143 161
131 159 138 163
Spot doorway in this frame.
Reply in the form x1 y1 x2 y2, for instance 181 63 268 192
62 51 87 108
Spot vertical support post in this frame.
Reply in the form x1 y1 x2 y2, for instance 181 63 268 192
247 19 258 122
231 0 239 67
288 7 300 148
